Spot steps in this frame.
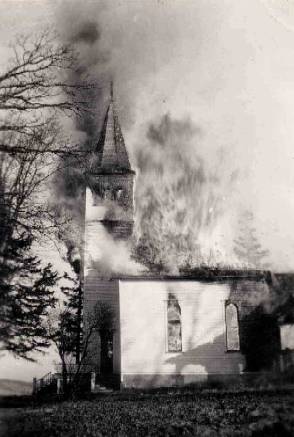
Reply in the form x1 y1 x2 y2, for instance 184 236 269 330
94 374 120 392
93 383 113 394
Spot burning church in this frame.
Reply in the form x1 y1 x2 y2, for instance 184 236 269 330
83 90 280 389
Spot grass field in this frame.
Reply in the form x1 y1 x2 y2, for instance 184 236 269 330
4 390 294 436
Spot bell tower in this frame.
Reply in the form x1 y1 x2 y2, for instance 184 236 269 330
84 84 135 275
82 84 135 376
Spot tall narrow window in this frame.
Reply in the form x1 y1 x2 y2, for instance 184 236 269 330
114 188 124 201
167 296 182 352
103 188 112 201
225 302 240 351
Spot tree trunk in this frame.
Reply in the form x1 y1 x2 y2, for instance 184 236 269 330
75 283 83 365
61 359 68 398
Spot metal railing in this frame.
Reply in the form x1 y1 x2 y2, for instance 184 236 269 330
33 372 57 393
54 363 96 375
33 366 96 395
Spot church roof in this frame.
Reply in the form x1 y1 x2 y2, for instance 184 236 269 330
91 87 134 174
111 268 272 282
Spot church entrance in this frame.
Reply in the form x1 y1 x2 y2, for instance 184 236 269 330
100 330 114 375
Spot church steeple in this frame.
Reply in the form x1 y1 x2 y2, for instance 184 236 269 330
92 83 133 173
85 82 135 242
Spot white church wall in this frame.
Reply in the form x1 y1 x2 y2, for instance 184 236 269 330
119 279 245 387
280 324 294 350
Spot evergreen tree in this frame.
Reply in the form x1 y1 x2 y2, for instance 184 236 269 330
61 267 83 365
0 231 58 358
234 210 269 269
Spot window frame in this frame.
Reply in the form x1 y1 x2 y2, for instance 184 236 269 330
166 298 182 353
225 301 240 352
114 187 124 201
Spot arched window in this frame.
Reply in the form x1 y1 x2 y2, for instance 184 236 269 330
167 297 182 352
114 188 124 201
92 193 100 206
103 188 113 201
225 302 240 351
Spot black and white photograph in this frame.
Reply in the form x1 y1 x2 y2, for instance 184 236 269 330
1 0 294 435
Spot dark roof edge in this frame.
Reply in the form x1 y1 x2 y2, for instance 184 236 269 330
110 269 272 282
89 168 136 176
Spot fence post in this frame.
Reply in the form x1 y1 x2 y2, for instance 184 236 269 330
57 377 62 395
238 363 244 373
33 378 37 394
91 371 96 392
279 354 285 372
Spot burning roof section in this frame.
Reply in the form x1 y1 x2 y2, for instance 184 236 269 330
91 86 133 174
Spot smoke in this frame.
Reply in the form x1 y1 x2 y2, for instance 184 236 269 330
50 0 273 275
84 187 146 277
51 1 241 274
51 7 109 263
85 225 145 278
71 21 100 45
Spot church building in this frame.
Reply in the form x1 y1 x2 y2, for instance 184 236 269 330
83 90 279 389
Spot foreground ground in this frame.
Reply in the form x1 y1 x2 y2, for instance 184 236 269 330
3 390 294 436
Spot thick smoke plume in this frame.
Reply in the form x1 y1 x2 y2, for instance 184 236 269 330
52 1 150 270
51 0 271 275
52 13 109 261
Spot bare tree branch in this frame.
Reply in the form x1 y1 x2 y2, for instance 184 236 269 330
0 29 95 358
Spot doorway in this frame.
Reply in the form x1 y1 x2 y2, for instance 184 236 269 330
100 330 114 374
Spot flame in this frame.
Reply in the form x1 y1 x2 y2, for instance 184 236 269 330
133 114 238 273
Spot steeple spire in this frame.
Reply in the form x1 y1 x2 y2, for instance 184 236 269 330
92 82 133 173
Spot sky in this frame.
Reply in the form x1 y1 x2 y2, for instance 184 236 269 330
1 0 294 381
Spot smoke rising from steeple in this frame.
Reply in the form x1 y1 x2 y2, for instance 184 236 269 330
53 0 293 273
71 22 100 45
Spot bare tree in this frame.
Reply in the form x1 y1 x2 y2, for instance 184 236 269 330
46 300 114 398
0 29 92 155
0 29 93 243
